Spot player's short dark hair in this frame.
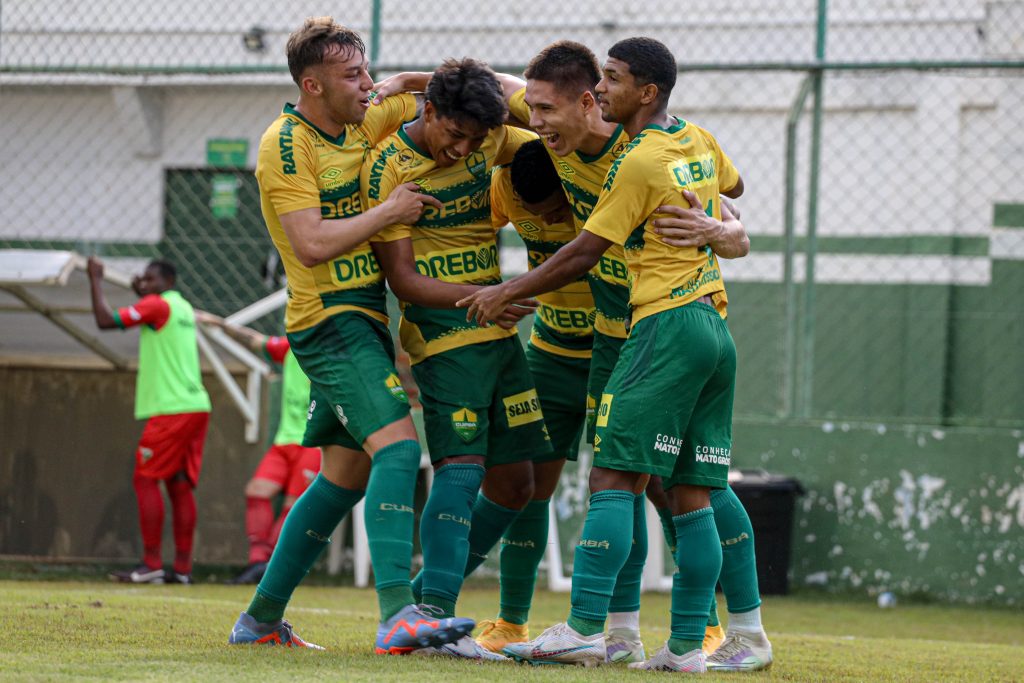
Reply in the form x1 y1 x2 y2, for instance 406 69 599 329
426 58 507 129
607 37 677 105
510 140 562 204
147 260 177 283
285 16 365 85
524 40 602 95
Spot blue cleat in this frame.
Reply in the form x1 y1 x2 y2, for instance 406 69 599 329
228 611 324 649
375 604 475 655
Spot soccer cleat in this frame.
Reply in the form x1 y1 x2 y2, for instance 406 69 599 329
109 564 165 584
705 629 773 671
374 604 475 655
228 611 324 649
413 635 509 661
475 618 528 653
628 644 707 672
605 627 645 664
703 623 726 655
227 562 267 585
502 622 605 667
165 571 193 585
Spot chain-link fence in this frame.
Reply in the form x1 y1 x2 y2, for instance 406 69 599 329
2 0 1022 422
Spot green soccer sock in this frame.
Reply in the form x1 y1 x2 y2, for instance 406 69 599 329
498 498 549 625
567 489 636 637
418 463 485 617
669 507 721 655
364 439 420 621
656 505 678 554
608 493 648 614
248 474 364 624
659 503 722 627
711 486 762 614
463 493 523 578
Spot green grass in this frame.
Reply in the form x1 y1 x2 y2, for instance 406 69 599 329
2 579 1022 682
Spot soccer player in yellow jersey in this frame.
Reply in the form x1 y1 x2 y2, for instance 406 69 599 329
228 17 476 654
361 58 550 661
459 37 772 672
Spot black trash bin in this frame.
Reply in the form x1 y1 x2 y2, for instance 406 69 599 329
728 469 804 595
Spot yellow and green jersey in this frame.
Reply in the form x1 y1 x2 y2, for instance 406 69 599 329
583 118 740 326
491 165 594 358
255 95 418 333
510 88 631 339
362 123 537 363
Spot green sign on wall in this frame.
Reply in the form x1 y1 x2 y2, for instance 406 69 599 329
209 174 240 219
206 138 249 168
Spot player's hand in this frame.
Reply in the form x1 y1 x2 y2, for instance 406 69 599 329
371 72 430 105
492 298 538 329
721 195 741 220
456 284 515 326
651 189 724 249
384 182 442 225
86 256 104 280
194 310 223 327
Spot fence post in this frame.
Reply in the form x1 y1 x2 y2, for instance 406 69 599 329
797 0 828 418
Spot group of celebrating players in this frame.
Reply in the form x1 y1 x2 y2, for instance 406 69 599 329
226 15 773 674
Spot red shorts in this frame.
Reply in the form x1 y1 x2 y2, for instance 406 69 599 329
252 443 322 498
135 411 210 486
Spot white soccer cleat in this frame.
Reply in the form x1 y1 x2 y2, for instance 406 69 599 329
705 629 773 671
628 644 706 672
502 622 605 667
412 635 508 661
605 627 646 664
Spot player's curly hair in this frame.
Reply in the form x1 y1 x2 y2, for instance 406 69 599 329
510 140 562 204
426 58 507 129
524 40 601 95
607 37 677 107
285 17 365 85
147 260 177 283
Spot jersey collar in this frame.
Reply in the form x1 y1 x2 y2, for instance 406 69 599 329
282 103 348 146
398 121 431 158
575 124 625 163
642 116 688 135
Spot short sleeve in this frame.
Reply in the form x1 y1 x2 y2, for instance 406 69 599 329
490 167 512 228
583 152 659 246
495 125 539 167
255 119 321 217
115 294 171 330
360 94 419 146
264 336 290 365
361 145 412 243
508 87 529 124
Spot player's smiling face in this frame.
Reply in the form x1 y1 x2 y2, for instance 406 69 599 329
314 46 374 126
524 79 591 157
595 57 641 124
422 104 490 168
522 190 572 227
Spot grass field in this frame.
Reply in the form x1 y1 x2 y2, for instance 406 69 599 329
2 578 1022 682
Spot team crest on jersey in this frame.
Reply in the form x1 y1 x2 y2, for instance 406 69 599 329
451 408 479 442
396 148 418 167
464 151 488 181
384 373 409 402
610 141 628 158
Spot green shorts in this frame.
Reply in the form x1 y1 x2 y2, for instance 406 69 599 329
526 343 590 462
413 336 553 466
594 302 735 490
287 312 411 450
585 331 626 444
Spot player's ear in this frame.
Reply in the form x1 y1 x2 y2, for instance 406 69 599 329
422 100 435 123
579 89 597 113
641 83 659 106
300 70 323 97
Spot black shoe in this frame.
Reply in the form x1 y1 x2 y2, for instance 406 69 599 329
166 571 193 585
109 564 165 584
227 562 267 585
